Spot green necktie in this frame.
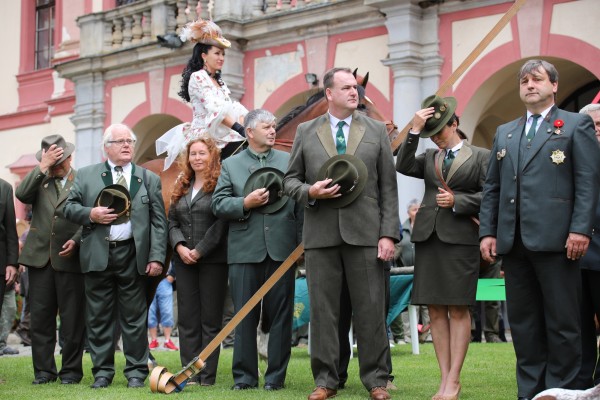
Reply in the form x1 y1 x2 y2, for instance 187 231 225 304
526 114 541 142
335 120 346 155
443 149 455 177
53 178 63 196
258 154 267 167
114 166 127 188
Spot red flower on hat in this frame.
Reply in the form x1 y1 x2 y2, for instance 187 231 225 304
554 119 564 128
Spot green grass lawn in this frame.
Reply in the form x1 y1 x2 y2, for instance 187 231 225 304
0 342 516 399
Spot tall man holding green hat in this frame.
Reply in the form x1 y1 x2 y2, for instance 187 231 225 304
283 67 399 400
16 134 86 385
212 108 303 391
64 123 167 389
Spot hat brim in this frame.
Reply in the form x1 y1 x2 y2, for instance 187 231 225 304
35 142 76 166
243 167 289 214
420 97 457 138
94 184 131 225
316 154 368 209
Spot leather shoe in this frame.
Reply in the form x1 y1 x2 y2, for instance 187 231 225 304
308 386 337 400
517 398 532 400
61 378 79 384
370 386 391 400
231 383 257 390
32 376 56 385
264 383 284 390
127 377 145 388
90 377 111 389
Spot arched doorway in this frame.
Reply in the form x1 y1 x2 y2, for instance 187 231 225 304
463 57 598 149
132 114 183 164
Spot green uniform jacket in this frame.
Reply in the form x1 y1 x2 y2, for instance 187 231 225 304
16 166 82 272
64 162 167 274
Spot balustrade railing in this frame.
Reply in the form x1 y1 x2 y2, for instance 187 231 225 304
78 0 333 56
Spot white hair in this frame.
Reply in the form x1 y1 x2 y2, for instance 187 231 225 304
101 123 137 157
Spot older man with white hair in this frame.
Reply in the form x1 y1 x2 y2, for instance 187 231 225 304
65 123 167 389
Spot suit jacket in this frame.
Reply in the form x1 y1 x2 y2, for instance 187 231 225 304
168 182 227 264
64 161 168 274
396 136 490 246
480 106 600 254
0 178 18 275
16 166 82 272
212 148 303 264
581 196 600 271
283 111 400 248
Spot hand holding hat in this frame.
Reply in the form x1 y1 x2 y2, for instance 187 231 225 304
36 134 75 173
411 95 457 138
243 167 289 214
315 154 368 208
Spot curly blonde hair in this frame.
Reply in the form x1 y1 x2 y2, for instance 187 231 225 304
170 137 221 205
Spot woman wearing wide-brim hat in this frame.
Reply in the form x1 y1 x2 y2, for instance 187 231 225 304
156 19 248 170
396 95 491 400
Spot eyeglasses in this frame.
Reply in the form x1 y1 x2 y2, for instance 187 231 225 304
108 139 136 147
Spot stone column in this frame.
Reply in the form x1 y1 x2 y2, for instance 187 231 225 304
369 0 443 220
69 72 106 167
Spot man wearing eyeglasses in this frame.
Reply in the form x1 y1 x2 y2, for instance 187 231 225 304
65 123 167 389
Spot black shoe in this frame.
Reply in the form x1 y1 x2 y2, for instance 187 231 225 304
339 381 346 389
2 346 19 355
231 383 257 390
264 383 284 391
127 377 145 388
517 397 532 400
61 378 79 384
91 377 111 389
32 376 56 385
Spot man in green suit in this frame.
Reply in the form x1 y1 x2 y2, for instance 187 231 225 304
212 109 303 391
283 67 399 400
16 135 85 385
64 123 167 389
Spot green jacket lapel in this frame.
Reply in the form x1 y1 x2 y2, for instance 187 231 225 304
446 144 472 183
316 116 337 158
101 161 113 187
130 164 142 199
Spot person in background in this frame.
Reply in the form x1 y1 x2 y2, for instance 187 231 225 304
480 60 600 399
168 136 228 386
0 281 18 356
64 123 167 389
156 18 247 169
397 95 490 400
576 103 600 389
392 199 431 345
0 178 18 320
148 263 178 351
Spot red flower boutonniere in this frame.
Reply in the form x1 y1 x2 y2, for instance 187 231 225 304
553 119 564 135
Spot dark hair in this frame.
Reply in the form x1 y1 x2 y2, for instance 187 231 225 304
518 59 559 84
178 43 223 102
446 113 459 128
323 67 353 91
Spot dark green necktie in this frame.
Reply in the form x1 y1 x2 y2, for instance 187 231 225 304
526 114 541 142
53 178 63 196
335 121 346 155
443 149 455 177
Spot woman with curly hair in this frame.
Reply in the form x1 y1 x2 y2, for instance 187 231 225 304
156 19 248 170
168 137 228 386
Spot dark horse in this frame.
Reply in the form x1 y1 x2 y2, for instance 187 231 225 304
141 71 399 301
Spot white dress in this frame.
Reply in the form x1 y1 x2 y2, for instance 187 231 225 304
156 69 248 170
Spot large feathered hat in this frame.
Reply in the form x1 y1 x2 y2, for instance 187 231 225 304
179 19 231 48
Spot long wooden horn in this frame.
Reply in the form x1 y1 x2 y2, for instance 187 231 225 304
150 244 305 393
150 0 527 393
389 0 527 151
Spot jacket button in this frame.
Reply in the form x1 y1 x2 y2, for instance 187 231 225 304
513 176 517 181
434 207 439 211
510 199 515 204
105 237 110 241
265 227 269 231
